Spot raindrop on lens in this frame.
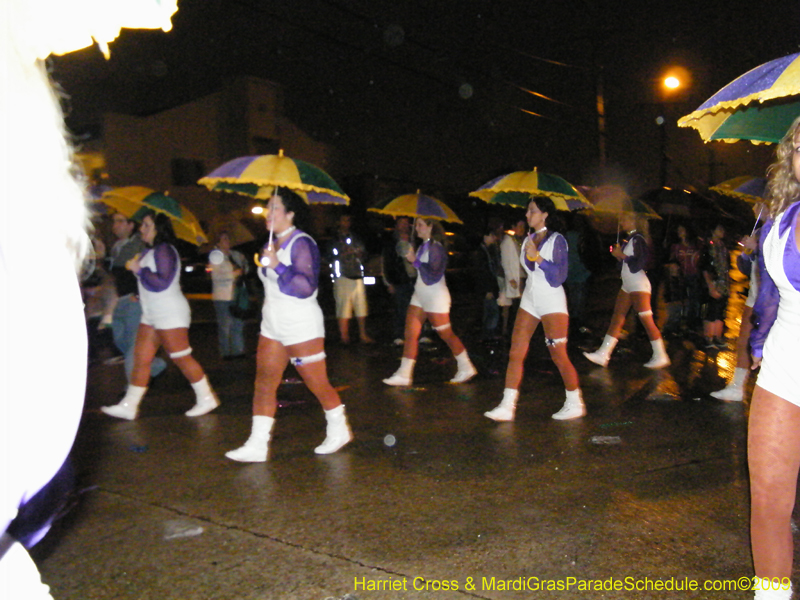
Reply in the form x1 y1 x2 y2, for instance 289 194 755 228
383 24 405 47
459 83 473 99
383 434 396 447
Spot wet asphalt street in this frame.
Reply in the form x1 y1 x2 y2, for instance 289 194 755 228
33 268 799 600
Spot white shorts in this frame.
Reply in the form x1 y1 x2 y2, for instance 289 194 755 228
621 270 652 294
410 279 451 314
519 287 568 320
333 277 368 318
756 324 800 406
260 300 325 346
140 296 191 330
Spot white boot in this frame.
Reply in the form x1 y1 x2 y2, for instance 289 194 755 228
315 405 353 454
186 376 220 416
450 351 478 383
383 357 415 386
643 338 671 369
484 388 518 421
225 415 274 462
711 367 748 401
753 577 792 600
583 335 618 367
552 388 586 420
101 385 147 420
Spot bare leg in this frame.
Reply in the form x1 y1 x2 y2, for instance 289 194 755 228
428 312 466 357
749 385 800 580
252 336 290 417
338 318 350 344
630 292 662 341
158 327 205 384
357 316 374 343
541 313 579 391
606 291 632 339
287 338 341 411
401 305 426 360
736 306 754 369
130 324 160 387
504 308 539 390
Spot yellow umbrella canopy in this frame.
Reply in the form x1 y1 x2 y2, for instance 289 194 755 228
99 186 208 246
368 191 463 224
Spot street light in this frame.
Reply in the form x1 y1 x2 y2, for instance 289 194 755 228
657 67 690 187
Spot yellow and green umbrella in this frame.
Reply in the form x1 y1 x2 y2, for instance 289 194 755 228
99 186 207 245
678 52 800 144
368 191 463 224
198 150 349 205
469 167 592 211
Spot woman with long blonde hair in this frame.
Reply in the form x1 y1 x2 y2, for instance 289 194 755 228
747 114 800 600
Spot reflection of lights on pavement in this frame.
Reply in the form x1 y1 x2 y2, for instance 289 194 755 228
383 434 396 447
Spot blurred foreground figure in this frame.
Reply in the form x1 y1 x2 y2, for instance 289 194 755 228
0 2 177 597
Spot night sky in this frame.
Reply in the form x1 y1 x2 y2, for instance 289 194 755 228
50 0 800 197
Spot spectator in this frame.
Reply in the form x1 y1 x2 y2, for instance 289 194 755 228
328 213 373 344
499 218 526 337
381 216 416 346
699 224 730 350
208 231 248 359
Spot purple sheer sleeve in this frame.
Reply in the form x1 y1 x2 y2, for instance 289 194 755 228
415 241 447 285
138 243 178 292
737 250 755 277
624 234 648 273
750 219 778 358
537 233 569 287
273 235 320 298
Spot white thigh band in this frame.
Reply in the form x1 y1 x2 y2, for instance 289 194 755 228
170 347 192 359
433 323 451 332
638 310 653 318
290 351 326 366
545 337 568 347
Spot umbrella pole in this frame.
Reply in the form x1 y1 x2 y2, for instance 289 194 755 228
750 204 764 237
267 188 276 250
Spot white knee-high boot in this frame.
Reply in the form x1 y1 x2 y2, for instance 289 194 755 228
315 404 353 455
450 351 477 383
383 357 415 386
711 367 748 401
225 415 275 462
643 338 671 369
484 388 518 421
102 385 147 420
186 376 220 416
583 335 618 367
552 388 586 420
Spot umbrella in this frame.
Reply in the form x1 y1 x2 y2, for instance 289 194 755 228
197 150 350 205
710 176 768 235
99 186 208 246
678 52 800 144
709 176 767 204
368 191 463 224
591 193 661 220
470 168 592 211
207 212 256 248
